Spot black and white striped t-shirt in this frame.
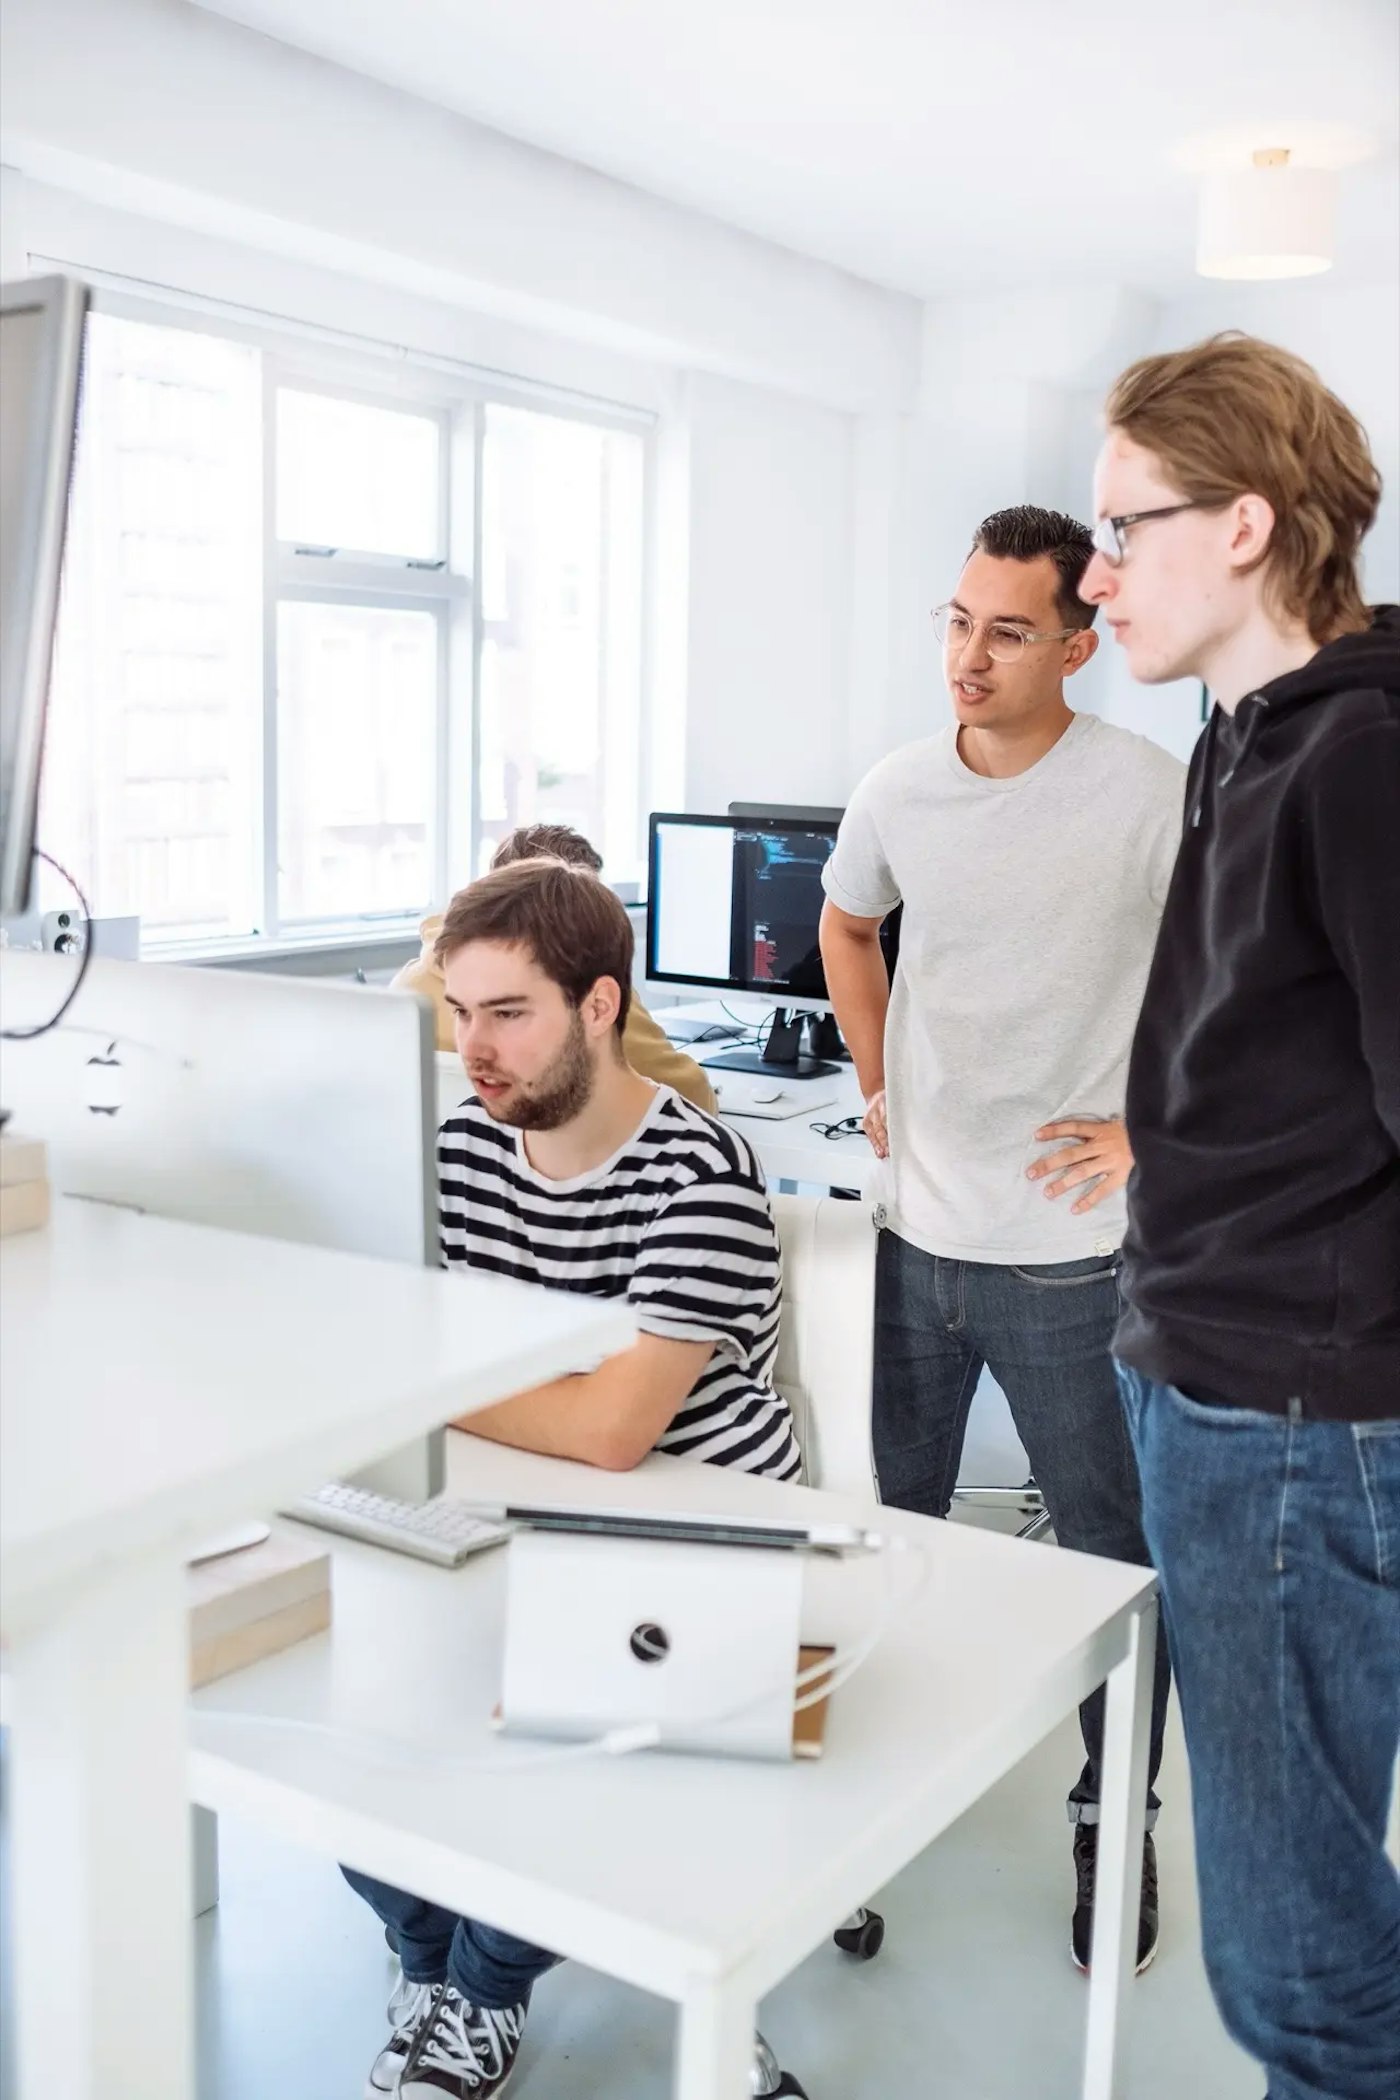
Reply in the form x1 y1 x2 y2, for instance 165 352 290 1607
438 1086 800 1480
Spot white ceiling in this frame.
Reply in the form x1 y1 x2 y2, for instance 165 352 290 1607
197 0 1399 298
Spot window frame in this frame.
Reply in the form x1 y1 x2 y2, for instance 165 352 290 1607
45 279 656 958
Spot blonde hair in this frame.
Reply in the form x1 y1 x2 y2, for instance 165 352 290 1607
1105 334 1381 642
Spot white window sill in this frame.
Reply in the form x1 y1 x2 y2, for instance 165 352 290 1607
148 923 424 968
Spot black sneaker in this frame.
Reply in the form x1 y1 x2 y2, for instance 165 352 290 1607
1070 1824 1159 1975
399 1984 526 2098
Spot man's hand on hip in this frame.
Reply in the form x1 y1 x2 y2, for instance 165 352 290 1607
863 1089 890 1160
1029 1116 1133 1215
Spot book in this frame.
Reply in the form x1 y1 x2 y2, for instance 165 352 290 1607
0 1175 51 1238
187 1527 332 1689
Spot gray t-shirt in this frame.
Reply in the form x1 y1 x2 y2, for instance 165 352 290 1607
823 713 1186 1265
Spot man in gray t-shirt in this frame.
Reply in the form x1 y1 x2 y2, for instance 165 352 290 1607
820 505 1184 1976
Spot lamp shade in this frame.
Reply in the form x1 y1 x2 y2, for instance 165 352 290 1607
1197 157 1337 280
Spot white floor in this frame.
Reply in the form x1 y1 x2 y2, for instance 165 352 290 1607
189 1697 1260 2100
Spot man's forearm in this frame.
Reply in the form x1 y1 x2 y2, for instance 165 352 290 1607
451 1333 714 1472
820 922 890 1097
454 1373 620 1466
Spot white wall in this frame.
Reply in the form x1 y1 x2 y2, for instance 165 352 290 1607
1 0 923 840
1 0 919 415
683 375 854 812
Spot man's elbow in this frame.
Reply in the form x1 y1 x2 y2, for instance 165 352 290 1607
586 1420 655 1473
819 900 881 954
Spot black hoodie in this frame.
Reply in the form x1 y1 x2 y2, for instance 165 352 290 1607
1115 605 1400 1421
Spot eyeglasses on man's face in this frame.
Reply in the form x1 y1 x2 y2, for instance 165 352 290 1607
931 604 1082 664
1090 503 1200 567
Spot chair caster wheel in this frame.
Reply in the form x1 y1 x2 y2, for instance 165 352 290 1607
833 1906 885 1959
753 2034 809 2097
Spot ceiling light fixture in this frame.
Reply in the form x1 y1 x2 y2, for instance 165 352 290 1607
1196 147 1337 281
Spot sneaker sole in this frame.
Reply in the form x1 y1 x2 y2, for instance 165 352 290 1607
1070 1936 1159 1978
401 2055 522 2100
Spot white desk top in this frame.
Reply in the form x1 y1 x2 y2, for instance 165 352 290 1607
192 1435 1155 2002
0 1199 633 1632
658 999 875 1193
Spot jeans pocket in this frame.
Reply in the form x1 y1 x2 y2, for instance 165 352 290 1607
1159 1379 1270 1428
1009 1253 1123 1289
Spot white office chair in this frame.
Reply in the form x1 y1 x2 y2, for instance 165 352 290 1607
742 1200 888 2097
769 1193 880 1501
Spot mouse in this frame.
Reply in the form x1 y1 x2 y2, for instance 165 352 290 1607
752 1086 786 1105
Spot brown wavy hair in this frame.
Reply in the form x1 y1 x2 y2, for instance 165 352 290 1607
1105 334 1381 642
435 859 632 1039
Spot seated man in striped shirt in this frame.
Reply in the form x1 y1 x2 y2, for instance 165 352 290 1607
346 854 798 2100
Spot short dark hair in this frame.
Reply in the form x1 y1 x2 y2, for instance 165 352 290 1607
490 823 604 874
969 506 1097 628
435 859 633 1039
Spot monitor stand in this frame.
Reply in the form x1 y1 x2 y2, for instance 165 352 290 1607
700 1008 838 1081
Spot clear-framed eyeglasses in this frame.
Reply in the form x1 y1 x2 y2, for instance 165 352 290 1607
931 604 1082 664
1090 503 1199 566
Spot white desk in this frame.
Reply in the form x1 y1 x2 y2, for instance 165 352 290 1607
661 998 876 1195
437 1003 879 1197
192 1436 1158 2100
0 1198 633 2100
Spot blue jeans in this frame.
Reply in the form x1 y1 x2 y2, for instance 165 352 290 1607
1116 1366 1400 2100
342 1867 560 2010
872 1232 1171 1821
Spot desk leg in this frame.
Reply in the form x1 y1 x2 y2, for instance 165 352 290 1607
8 1553 193 2100
675 1978 758 2100
1081 1596 1158 2100
192 1804 221 1917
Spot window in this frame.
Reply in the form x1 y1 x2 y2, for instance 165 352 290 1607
41 312 263 940
37 301 650 948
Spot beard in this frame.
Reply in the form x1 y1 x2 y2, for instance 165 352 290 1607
472 1010 595 1132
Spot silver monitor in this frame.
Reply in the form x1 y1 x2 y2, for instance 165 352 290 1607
0 276 89 917
0 952 444 1499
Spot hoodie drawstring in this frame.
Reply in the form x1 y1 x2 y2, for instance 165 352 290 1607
1190 706 1223 829
1191 693 1270 828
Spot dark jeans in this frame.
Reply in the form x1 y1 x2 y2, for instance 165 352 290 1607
342 1867 560 2011
1116 1366 1400 2100
872 1230 1171 1822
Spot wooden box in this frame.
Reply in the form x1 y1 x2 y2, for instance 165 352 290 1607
188 1528 332 1689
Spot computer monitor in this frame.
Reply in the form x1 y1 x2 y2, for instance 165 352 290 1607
647 812 840 1078
727 801 844 824
0 276 89 918
728 799 903 987
0 951 444 1500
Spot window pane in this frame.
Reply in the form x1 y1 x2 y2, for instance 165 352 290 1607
478 406 645 881
276 389 440 561
276 600 436 922
39 311 263 940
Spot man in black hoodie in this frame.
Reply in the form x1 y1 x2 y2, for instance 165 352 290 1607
1079 335 1399 2100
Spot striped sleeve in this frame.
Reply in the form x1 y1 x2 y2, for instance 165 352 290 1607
627 1172 782 1367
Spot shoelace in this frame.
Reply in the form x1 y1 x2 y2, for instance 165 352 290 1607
410 1992 523 2086
388 1977 437 2036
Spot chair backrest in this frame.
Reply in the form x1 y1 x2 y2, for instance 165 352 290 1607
770 1194 879 1498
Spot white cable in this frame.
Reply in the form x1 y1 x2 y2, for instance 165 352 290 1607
201 1533 927 1774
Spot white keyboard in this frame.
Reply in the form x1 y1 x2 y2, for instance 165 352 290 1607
285 1483 513 1568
